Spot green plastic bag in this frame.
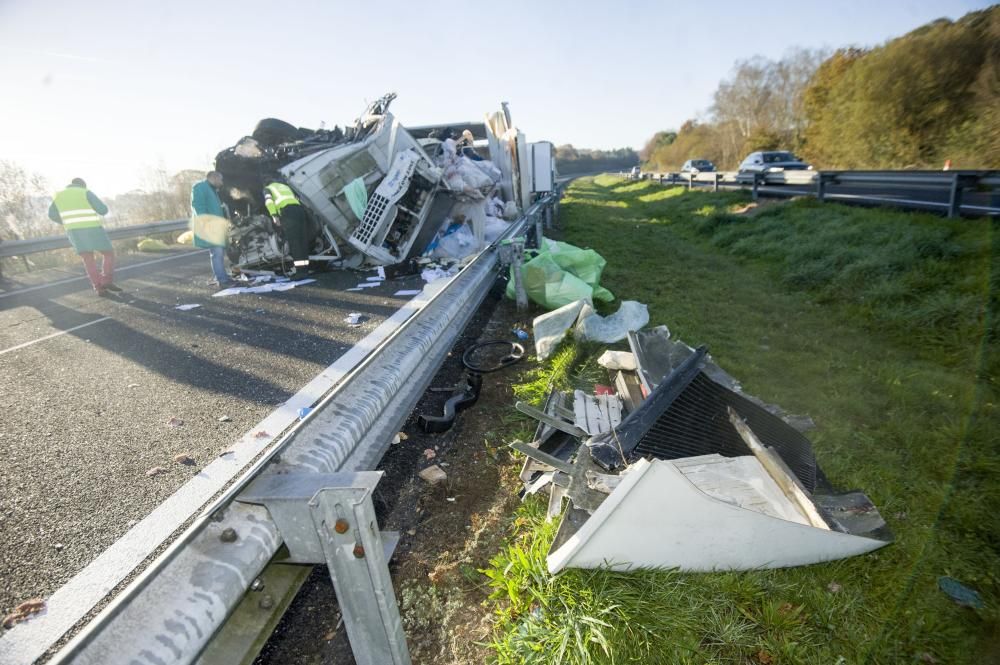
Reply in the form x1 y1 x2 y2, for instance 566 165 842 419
505 238 614 309
543 239 614 302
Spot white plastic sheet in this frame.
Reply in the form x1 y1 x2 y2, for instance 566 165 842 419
532 299 649 360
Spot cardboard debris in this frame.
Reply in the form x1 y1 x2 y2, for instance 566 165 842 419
418 465 448 484
3 598 46 628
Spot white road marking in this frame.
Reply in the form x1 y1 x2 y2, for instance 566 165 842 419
0 250 203 300
0 286 434 665
0 316 111 356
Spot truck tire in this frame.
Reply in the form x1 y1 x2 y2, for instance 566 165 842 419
252 118 299 146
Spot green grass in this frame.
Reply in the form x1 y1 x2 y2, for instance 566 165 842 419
482 175 999 664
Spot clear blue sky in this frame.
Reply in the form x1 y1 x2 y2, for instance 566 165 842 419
0 0 991 195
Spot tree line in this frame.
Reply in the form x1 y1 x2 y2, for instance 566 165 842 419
554 145 639 175
643 6 999 171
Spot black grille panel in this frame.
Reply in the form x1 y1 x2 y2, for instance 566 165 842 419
632 372 818 491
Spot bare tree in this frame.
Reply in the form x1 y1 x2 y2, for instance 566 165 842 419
0 161 50 241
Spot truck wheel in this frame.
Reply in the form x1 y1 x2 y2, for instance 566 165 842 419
252 118 299 146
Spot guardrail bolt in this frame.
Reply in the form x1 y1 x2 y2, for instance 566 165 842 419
250 578 265 592
258 594 274 610
220 527 238 543
352 543 366 558
210 509 226 523
334 519 350 534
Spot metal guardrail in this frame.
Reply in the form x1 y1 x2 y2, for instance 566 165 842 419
622 169 1000 217
0 219 188 259
0 192 558 665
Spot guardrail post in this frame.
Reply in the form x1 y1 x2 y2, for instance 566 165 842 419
687 174 694 191
816 172 827 203
948 173 963 218
713 172 720 192
311 484 410 665
238 471 411 665
500 238 528 312
752 174 761 201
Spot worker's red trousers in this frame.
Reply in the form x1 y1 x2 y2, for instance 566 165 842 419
80 251 115 290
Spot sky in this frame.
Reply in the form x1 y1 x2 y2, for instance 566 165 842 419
0 0 992 196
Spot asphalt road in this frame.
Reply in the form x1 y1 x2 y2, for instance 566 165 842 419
0 248 424 617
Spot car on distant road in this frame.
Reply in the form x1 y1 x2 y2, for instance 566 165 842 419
737 151 811 174
681 159 716 173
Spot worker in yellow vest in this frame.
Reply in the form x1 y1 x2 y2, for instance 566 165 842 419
48 178 120 296
263 182 311 276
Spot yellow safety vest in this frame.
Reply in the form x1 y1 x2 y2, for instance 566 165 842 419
264 182 300 215
53 187 103 230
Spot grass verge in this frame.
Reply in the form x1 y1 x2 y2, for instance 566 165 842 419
481 175 999 664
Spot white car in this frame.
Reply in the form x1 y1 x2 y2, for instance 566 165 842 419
738 151 811 174
681 159 716 173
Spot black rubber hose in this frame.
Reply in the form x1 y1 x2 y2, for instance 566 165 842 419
462 341 525 373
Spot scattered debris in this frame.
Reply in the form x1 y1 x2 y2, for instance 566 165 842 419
146 466 168 477
254 431 270 439
419 372 482 433
938 576 984 609
445 497 456 502
421 265 458 284
597 350 637 371
398 432 409 441
461 341 525 373
418 465 448 484
218 415 232 422
173 453 195 465
393 289 422 296
166 417 184 428
511 330 893 573
423 448 437 460
174 304 201 311
344 312 367 326
297 407 313 420
827 581 842 594
53 543 64 551
213 278 316 298
3 598 46 628
127 383 140 388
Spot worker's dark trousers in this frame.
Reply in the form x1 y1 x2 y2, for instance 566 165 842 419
279 204 311 266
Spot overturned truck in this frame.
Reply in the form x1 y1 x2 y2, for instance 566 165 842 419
213 94 555 272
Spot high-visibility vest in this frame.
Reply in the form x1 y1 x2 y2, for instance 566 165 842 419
53 187 103 230
264 183 300 215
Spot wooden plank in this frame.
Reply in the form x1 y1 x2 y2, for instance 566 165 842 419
727 408 829 530
516 401 587 438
